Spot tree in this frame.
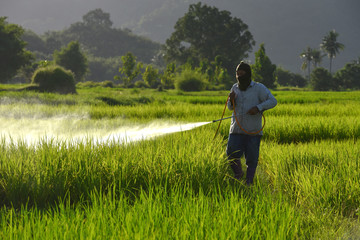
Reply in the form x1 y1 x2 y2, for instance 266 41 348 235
320 30 344 74
54 41 88 82
252 43 276 88
300 46 313 81
82 8 113 29
26 9 161 65
292 73 307 88
334 60 360 90
143 65 159 88
87 56 120 82
44 34 62 55
212 55 226 85
0 17 33 83
300 47 325 81
310 67 336 91
311 48 325 68
115 52 143 87
164 2 255 74
276 67 307 87
276 67 293 86
197 56 232 89
22 30 47 53
217 68 232 89
161 62 176 89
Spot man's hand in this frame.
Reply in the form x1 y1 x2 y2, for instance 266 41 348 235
229 91 236 104
247 106 260 115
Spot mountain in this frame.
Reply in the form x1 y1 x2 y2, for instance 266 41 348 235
1 0 359 73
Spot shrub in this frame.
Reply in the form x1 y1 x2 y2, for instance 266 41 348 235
276 67 293 86
310 67 336 91
175 69 206 92
76 81 114 88
101 80 114 88
276 67 307 88
134 80 149 89
334 62 360 90
31 65 77 94
76 81 98 88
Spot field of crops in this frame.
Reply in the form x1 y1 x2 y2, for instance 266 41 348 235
0 85 359 239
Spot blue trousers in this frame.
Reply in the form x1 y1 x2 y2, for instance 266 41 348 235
226 134 261 183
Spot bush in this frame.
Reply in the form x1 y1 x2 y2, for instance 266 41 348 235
76 81 114 88
276 67 307 88
276 67 293 86
334 62 360 90
175 69 206 92
76 81 98 88
101 80 114 88
31 65 77 94
134 80 149 89
310 67 336 91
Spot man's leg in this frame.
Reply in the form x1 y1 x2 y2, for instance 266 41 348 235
244 135 262 185
226 134 246 179
230 158 243 179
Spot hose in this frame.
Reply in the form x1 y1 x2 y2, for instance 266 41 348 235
213 95 230 139
213 95 265 139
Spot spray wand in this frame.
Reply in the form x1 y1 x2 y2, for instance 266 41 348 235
212 114 241 123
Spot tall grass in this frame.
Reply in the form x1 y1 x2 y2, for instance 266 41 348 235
261 140 360 217
0 87 359 239
0 127 226 208
0 134 357 238
0 185 309 239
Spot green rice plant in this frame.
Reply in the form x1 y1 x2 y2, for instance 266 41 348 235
1 124 358 238
261 140 360 218
273 91 360 104
87 102 227 122
0 184 311 239
264 115 360 143
267 102 360 117
0 125 228 207
1 86 360 239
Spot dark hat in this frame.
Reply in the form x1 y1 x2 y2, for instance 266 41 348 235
236 61 251 73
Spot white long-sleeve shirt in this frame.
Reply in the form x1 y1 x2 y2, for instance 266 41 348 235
227 81 277 135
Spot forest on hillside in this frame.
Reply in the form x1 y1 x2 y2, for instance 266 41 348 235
3 0 358 74
20 9 161 82
1 4 359 91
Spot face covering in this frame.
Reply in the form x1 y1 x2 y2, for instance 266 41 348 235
237 73 251 91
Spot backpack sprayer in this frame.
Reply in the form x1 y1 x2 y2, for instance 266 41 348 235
213 95 265 139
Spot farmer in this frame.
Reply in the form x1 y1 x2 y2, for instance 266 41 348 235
227 61 277 185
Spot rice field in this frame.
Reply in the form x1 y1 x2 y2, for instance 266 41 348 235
0 86 359 239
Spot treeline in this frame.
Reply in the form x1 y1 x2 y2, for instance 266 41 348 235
299 30 360 91
21 8 161 83
1 3 359 92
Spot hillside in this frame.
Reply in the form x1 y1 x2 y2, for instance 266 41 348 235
1 0 359 73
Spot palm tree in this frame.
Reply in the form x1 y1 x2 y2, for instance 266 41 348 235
300 46 313 81
320 30 344 74
311 48 325 68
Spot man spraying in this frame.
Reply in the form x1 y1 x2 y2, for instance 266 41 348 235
226 61 277 185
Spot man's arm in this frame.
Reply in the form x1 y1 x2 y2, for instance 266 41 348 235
256 85 277 112
227 87 236 110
